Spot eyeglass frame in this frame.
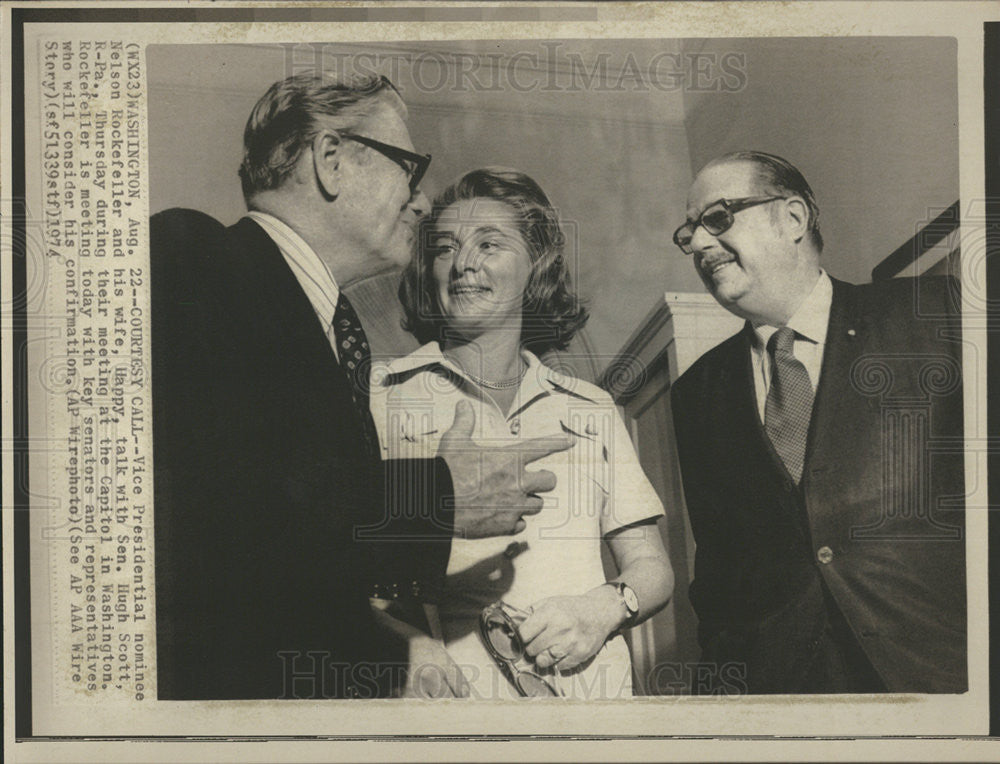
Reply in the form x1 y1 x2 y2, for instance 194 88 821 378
673 195 788 254
479 600 562 698
339 132 431 194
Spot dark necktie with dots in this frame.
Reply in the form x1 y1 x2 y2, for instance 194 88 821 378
331 292 379 459
763 327 815 484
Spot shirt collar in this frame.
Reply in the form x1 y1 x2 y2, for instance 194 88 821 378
382 342 600 403
752 269 832 348
247 210 340 329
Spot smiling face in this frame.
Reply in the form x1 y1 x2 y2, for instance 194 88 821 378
429 198 534 339
685 160 806 323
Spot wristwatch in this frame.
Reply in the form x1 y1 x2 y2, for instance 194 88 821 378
608 581 639 628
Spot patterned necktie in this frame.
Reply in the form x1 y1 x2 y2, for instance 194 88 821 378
764 327 814 484
331 292 379 459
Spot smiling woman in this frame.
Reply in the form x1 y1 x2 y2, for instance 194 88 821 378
429 196 535 344
402 168 589 361
370 168 675 699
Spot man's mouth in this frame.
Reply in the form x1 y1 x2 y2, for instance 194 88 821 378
702 258 736 277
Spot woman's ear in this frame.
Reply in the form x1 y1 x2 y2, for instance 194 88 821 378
312 130 343 199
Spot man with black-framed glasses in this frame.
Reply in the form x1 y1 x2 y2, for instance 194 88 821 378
669 151 966 694
149 71 572 701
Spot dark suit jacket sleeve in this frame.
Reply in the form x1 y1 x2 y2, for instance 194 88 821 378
376 457 455 588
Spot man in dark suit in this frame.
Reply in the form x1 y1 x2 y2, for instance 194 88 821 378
670 151 966 694
151 73 570 700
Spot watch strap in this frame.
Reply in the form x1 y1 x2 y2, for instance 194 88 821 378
607 581 639 628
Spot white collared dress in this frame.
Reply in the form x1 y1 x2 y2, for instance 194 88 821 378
369 343 665 699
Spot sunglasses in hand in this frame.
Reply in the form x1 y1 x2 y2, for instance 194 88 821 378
479 601 563 698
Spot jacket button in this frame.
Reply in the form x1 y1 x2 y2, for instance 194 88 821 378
817 546 834 564
509 418 521 435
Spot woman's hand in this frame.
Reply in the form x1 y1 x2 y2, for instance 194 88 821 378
518 587 625 671
519 520 675 673
402 633 472 698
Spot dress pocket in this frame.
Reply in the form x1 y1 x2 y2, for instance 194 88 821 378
534 417 609 540
382 409 439 459
558 416 611 494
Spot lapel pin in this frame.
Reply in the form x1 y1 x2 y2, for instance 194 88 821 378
847 328 857 337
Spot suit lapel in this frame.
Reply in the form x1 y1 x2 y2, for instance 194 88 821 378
700 327 814 540
803 278 866 482
713 325 792 477
224 217 366 427
226 217 342 380
731 324 763 433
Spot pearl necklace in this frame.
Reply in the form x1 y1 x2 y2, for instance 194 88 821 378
465 365 526 390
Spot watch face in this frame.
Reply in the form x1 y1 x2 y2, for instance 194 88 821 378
622 585 639 615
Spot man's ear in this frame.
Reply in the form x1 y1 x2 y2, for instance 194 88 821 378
783 196 809 243
312 130 343 199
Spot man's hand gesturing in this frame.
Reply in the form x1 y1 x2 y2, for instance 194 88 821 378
438 400 573 538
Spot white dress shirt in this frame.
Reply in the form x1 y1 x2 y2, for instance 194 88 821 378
247 210 342 360
750 270 833 422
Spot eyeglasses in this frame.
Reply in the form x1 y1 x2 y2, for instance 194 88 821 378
341 133 431 194
673 196 787 254
479 601 562 697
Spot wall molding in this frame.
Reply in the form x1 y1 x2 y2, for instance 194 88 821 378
601 291 742 400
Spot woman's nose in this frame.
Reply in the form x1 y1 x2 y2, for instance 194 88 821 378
453 241 480 273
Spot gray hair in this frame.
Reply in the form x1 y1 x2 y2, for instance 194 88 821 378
238 71 400 203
